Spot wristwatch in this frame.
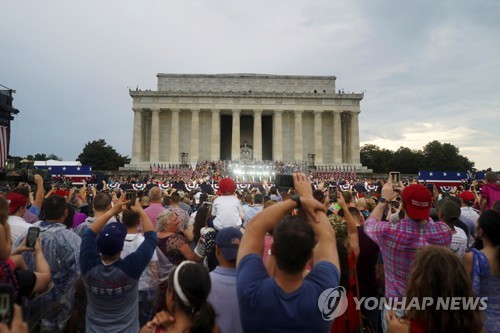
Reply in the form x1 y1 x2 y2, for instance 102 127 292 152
289 194 301 209
379 197 388 204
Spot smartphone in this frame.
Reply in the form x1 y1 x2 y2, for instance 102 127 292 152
329 186 337 202
0 284 14 327
26 227 40 249
389 171 400 184
276 175 294 189
125 190 137 207
426 183 434 194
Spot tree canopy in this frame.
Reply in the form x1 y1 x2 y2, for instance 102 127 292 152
77 139 130 171
26 153 63 161
361 140 475 173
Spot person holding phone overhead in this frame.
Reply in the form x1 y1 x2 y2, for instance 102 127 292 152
236 173 340 332
364 179 452 331
80 196 157 333
0 196 51 305
13 195 81 333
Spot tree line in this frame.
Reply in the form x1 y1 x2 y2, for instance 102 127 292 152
361 140 475 174
8 139 130 171
10 139 476 173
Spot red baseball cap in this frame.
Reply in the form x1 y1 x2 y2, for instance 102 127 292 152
5 192 29 215
218 178 236 195
458 190 475 203
402 184 432 220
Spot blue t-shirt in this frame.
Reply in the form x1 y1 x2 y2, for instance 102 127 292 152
80 229 158 333
237 254 340 333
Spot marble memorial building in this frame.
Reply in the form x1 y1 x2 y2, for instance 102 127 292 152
125 74 364 170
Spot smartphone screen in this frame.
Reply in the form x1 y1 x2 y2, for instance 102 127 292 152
125 190 137 207
329 186 337 202
26 227 40 249
0 284 14 327
389 171 400 184
276 175 294 189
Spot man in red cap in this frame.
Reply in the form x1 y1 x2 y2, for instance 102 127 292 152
211 177 245 230
6 192 31 244
364 180 452 331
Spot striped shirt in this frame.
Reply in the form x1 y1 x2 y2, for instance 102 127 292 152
364 216 452 299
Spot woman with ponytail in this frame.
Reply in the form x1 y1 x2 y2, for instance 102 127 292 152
141 261 218 333
463 208 500 332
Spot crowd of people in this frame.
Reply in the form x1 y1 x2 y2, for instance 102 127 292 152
145 160 361 184
0 169 499 333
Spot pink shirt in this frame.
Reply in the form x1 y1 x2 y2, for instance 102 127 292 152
144 203 165 230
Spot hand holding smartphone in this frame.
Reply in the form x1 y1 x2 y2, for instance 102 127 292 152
328 186 338 202
26 227 40 249
389 171 401 190
276 175 294 189
125 190 137 208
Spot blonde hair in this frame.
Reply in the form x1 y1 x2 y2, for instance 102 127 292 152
157 210 177 232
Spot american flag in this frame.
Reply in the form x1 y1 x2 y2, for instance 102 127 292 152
0 126 8 168
417 170 466 187
34 164 92 183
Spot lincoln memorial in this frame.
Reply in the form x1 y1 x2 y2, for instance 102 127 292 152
124 74 364 170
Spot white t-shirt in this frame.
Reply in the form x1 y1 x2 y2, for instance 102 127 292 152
450 227 468 259
8 215 31 244
212 196 244 230
121 233 158 291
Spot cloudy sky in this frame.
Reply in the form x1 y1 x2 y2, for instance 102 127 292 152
2 0 499 170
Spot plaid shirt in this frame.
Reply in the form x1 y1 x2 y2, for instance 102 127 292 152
364 216 452 299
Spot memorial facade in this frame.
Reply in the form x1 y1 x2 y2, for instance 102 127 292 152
125 74 364 170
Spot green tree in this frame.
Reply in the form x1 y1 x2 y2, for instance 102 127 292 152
422 140 475 171
77 139 130 170
388 147 423 174
33 153 62 161
360 144 393 173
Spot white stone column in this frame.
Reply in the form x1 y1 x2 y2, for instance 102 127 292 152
253 109 263 161
170 109 180 163
333 111 342 164
341 113 347 163
191 109 200 163
313 110 323 164
231 110 241 160
346 113 352 163
350 111 361 164
131 108 143 163
273 111 283 161
211 109 220 161
294 110 303 161
150 108 160 162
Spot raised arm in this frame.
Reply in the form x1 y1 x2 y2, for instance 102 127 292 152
337 192 360 259
32 175 45 209
237 197 296 264
237 173 326 265
129 198 154 233
293 173 338 268
89 196 128 234
31 238 52 295
369 180 399 221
